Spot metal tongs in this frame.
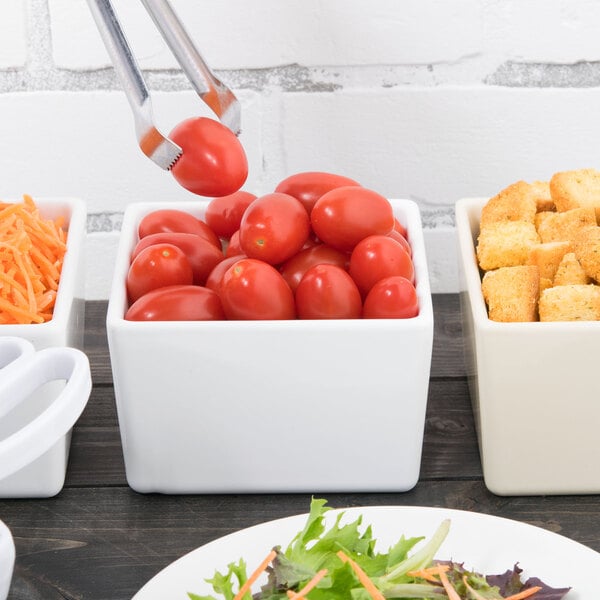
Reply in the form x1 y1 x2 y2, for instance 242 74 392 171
86 0 241 170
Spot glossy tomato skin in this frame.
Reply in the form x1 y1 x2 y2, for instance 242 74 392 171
387 228 412 256
169 117 248 197
295 264 362 319
394 218 408 240
311 186 395 251
125 285 225 321
239 193 310 264
126 243 194 303
279 244 349 293
132 232 224 286
205 191 257 239
138 209 220 248
225 230 243 257
205 254 245 293
363 276 419 319
274 171 361 213
349 235 415 296
219 258 295 320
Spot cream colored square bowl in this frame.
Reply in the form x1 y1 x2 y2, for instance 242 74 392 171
107 199 434 494
456 197 600 496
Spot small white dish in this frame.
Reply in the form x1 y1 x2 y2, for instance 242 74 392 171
0 197 88 498
0 519 15 600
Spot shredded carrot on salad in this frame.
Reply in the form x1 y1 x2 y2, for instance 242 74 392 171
0 194 67 324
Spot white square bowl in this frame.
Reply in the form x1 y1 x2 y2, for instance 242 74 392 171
0 197 87 498
106 199 434 494
456 197 600 496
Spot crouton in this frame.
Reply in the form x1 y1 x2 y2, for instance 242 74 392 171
553 252 591 286
479 181 538 228
539 284 600 321
526 241 572 282
481 265 540 322
536 207 597 244
573 226 600 282
550 168 600 219
476 221 540 271
534 210 555 232
530 180 555 212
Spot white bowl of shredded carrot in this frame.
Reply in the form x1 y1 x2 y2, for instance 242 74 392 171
0 195 87 498
0 195 86 347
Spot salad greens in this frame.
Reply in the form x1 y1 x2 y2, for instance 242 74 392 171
188 498 571 600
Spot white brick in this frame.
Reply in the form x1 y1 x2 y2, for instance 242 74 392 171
0 90 263 214
51 0 483 71
280 86 600 206
484 0 600 63
0 0 27 68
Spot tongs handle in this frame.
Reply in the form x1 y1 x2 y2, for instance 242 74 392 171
86 0 183 169
141 0 241 135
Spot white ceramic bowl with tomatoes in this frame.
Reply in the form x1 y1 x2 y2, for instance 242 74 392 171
106 183 433 494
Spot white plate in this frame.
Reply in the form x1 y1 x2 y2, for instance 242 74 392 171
133 506 598 599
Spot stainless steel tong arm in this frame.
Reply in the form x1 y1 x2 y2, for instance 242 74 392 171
86 0 241 170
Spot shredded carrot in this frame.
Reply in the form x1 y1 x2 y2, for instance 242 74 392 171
407 564 450 582
336 551 385 600
504 587 542 600
232 549 277 600
0 194 67 324
286 569 328 599
438 570 461 600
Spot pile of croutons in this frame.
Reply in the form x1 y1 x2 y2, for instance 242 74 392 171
477 168 600 322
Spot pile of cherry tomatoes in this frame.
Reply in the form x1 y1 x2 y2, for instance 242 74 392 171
125 172 419 321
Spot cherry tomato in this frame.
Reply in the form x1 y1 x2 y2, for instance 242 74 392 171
131 232 224 286
394 218 408 240
125 285 225 321
363 276 419 319
239 193 310 264
205 254 246 293
169 117 248 197
387 228 412 256
279 244 349 292
311 186 394 251
205 191 257 239
349 235 415 296
126 243 194 303
138 209 220 248
274 171 361 213
225 230 243 257
295 264 362 319
220 258 295 320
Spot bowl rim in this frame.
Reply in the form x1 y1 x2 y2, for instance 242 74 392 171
107 198 434 329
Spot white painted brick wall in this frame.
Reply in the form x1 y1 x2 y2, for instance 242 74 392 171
2 0 600 298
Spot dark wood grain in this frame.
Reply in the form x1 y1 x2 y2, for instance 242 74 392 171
0 296 598 600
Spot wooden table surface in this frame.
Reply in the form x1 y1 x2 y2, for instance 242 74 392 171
1 296 599 599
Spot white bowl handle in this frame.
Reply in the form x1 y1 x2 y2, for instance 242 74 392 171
0 337 37 420
0 519 15 600
0 336 34 372
0 347 92 481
